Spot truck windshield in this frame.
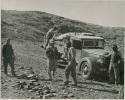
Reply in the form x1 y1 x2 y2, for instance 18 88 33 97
83 40 104 49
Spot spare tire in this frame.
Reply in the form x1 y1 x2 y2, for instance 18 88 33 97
80 59 93 80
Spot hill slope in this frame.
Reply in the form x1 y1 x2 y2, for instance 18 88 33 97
1 10 124 99
1 10 125 54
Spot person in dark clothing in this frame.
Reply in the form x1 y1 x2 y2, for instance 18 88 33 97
109 44 122 85
2 39 16 76
46 40 58 80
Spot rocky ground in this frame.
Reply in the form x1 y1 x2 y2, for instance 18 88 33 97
1 38 123 99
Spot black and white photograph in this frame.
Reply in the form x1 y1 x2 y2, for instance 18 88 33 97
1 0 125 99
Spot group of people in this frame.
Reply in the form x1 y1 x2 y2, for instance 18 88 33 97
2 26 123 87
44 26 123 86
45 26 77 86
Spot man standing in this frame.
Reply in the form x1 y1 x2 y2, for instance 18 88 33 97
44 26 57 49
2 38 16 76
46 40 58 80
64 41 77 86
109 44 122 85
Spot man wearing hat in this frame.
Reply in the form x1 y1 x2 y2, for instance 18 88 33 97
46 40 58 80
2 38 16 76
109 44 122 85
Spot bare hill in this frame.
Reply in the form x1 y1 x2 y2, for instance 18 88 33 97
1 10 124 54
1 10 124 99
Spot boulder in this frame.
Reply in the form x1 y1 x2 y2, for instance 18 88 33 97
27 74 39 81
30 96 35 99
27 74 34 78
16 80 27 89
68 93 74 97
18 66 24 69
32 86 40 91
17 74 28 79
33 82 40 86
43 89 50 94
28 89 34 92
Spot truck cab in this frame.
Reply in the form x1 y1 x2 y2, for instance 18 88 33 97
56 32 124 83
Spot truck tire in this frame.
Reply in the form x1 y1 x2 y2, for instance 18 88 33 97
80 60 93 80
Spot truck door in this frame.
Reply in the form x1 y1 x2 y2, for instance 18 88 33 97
72 40 82 62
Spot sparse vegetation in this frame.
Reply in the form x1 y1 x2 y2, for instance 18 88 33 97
1 10 124 55
1 10 124 99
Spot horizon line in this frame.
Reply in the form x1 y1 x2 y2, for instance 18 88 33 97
1 9 125 28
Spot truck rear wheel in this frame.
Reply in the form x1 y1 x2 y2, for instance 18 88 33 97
80 60 93 80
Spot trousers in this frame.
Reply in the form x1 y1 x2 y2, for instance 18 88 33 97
47 58 57 79
109 62 120 84
65 59 77 84
3 58 15 75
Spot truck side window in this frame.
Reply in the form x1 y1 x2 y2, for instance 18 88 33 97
72 40 82 50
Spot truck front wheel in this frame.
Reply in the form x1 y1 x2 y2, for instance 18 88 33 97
80 60 93 80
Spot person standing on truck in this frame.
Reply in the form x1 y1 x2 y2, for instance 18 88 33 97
44 26 57 49
109 44 122 85
46 40 59 80
64 41 77 86
2 38 16 76
63 35 71 60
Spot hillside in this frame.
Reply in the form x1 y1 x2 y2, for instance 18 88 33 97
1 10 124 99
1 10 125 54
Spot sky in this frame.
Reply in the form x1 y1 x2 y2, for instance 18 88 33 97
1 0 125 27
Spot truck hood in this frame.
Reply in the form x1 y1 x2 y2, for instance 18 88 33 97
83 49 111 58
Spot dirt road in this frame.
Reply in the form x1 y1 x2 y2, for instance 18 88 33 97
1 39 122 99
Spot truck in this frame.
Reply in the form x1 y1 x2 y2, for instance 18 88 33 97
56 32 124 84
